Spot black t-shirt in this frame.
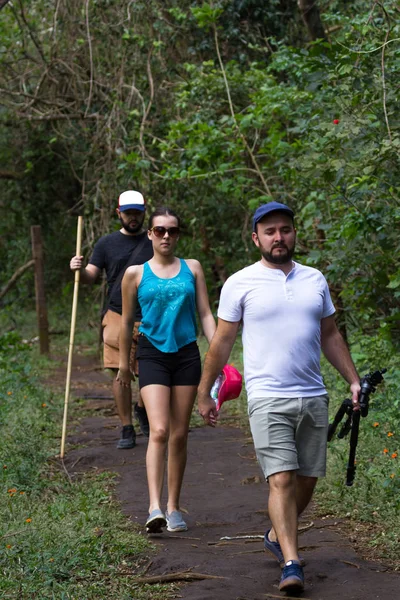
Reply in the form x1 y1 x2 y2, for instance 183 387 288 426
90 230 153 317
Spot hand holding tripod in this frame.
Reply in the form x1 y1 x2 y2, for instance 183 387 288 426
327 369 386 486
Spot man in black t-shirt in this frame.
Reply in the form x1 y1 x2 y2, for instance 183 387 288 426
70 190 153 448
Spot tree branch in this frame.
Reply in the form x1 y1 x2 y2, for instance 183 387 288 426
0 0 11 11
133 571 226 584
0 169 24 180
138 49 159 168
84 0 94 117
15 112 102 121
378 2 392 142
0 260 34 301
213 23 272 197
16 0 48 63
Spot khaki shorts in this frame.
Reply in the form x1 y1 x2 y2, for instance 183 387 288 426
101 309 140 374
248 395 329 479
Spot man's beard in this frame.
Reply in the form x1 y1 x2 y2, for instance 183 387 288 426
119 215 144 234
261 244 295 265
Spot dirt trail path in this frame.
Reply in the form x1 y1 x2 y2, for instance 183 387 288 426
56 354 399 600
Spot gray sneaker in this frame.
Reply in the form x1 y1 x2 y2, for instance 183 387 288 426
146 509 167 533
116 425 136 449
166 510 188 532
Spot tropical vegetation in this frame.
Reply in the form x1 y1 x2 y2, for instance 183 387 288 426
1 0 399 593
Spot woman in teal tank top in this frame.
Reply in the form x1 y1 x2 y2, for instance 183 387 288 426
117 207 216 534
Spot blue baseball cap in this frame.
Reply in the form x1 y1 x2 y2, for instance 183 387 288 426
252 201 294 231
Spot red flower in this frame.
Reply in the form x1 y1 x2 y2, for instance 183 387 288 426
333 119 340 125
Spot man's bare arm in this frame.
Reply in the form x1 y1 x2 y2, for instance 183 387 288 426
70 256 100 284
321 315 360 404
197 318 240 426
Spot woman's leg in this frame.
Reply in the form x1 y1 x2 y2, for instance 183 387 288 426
140 384 171 513
167 385 197 514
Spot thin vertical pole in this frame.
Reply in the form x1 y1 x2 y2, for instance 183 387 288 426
60 216 83 458
31 225 49 354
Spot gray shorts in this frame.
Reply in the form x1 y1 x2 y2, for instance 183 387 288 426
248 395 329 479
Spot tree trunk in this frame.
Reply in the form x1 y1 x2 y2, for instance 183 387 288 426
31 226 50 354
297 0 326 40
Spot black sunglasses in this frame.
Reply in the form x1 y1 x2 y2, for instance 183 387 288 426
150 226 180 238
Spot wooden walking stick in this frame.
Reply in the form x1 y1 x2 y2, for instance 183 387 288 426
60 216 83 459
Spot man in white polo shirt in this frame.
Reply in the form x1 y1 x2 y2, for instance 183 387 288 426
197 201 360 594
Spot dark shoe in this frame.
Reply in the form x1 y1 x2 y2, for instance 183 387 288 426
116 425 136 449
134 403 150 437
279 560 304 593
264 529 305 568
146 509 167 533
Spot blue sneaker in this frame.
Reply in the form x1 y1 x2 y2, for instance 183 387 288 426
279 560 304 593
166 510 188 532
145 509 166 533
264 529 305 568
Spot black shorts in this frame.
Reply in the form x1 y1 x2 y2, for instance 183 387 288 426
137 335 201 389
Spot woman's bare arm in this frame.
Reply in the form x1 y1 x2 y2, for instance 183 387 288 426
187 259 216 344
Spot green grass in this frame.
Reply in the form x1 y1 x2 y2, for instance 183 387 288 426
0 328 174 599
315 339 400 562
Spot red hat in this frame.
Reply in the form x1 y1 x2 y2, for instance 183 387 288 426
216 364 243 411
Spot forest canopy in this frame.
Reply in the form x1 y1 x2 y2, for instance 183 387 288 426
0 0 399 347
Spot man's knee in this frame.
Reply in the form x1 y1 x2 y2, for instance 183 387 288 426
268 470 297 492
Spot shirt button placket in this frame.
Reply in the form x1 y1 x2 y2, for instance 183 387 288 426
284 272 293 301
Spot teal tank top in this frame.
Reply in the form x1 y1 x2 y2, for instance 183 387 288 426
138 259 197 352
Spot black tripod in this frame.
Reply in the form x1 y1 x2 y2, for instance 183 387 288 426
327 369 386 486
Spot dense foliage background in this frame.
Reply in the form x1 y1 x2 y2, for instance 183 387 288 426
1 0 399 344
0 1 399 586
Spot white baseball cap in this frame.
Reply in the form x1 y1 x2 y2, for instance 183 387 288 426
118 190 146 212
